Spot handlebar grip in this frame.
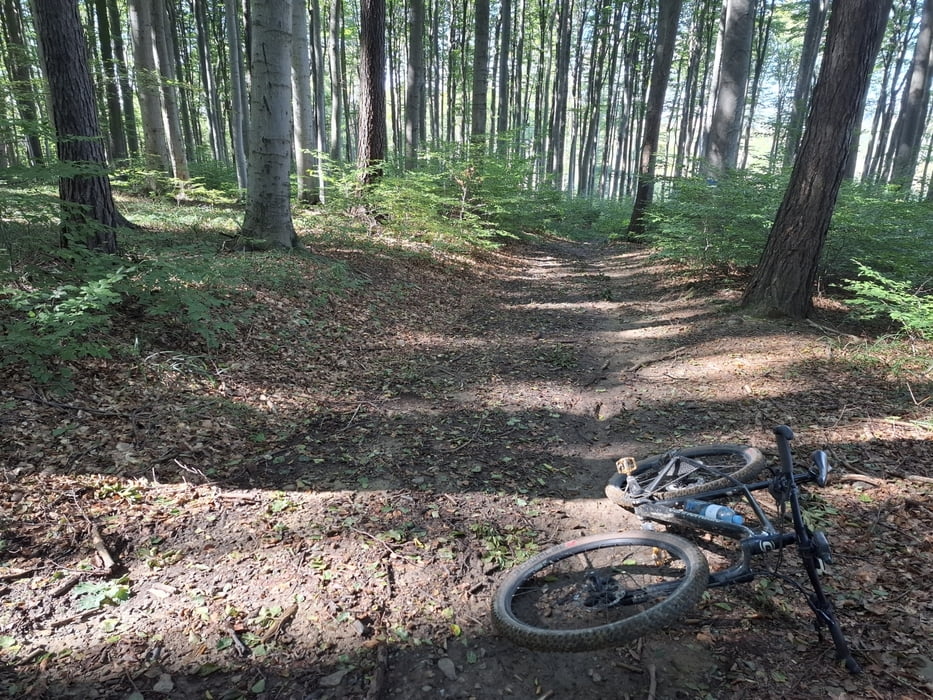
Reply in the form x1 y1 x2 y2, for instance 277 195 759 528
773 425 795 475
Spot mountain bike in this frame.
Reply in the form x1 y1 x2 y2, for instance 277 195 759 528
491 425 861 673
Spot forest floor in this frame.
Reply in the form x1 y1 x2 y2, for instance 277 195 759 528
1 232 932 700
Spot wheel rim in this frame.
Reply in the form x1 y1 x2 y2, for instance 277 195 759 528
505 539 696 634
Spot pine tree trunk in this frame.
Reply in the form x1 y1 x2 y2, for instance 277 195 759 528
741 0 893 319
357 0 386 185
33 0 128 253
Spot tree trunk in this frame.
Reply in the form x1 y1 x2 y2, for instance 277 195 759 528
627 0 683 237
495 0 511 152
782 0 827 169
309 0 326 196
1 0 44 164
741 0 893 319
241 0 297 248
405 0 425 167
327 0 345 161
108 0 139 157
226 0 248 189
151 0 189 181
292 0 318 203
357 0 386 186
471 0 489 143
33 0 129 252
93 0 126 161
129 0 171 172
889 0 933 189
705 0 755 173
194 0 227 162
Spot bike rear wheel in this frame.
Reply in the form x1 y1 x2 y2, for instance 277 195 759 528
491 531 709 652
606 444 765 508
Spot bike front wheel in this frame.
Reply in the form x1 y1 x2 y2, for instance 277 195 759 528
491 531 709 652
606 444 766 508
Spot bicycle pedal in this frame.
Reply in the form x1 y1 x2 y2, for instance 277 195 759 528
616 456 638 474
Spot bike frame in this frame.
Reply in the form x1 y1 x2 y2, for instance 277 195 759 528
624 426 861 673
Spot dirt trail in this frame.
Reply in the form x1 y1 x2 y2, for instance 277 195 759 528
1 238 931 699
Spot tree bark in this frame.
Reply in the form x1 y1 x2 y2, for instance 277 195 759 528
240 0 297 248
93 0 126 161
357 0 386 186
405 0 425 167
226 0 248 189
2 0 44 164
627 0 683 237
889 0 933 189
470 0 489 143
705 0 756 173
782 0 827 169
33 0 129 252
292 0 318 203
741 0 893 319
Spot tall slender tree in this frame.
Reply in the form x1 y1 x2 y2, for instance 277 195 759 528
742 0 893 319
628 0 683 237
32 0 130 252
889 0 933 189
357 0 386 185
1 0 43 165
471 0 490 143
240 0 298 248
705 0 756 173
405 0 425 167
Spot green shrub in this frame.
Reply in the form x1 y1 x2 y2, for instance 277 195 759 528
844 262 933 339
0 248 235 389
638 172 783 268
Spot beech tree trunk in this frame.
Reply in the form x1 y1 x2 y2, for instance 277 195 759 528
33 0 128 252
889 0 933 189
741 0 893 319
240 0 298 248
705 0 755 173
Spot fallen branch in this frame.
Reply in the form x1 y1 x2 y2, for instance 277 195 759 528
260 603 298 643
647 663 657 700
89 524 115 573
837 473 885 487
626 346 687 373
906 474 933 485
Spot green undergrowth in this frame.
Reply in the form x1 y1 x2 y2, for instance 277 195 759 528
0 154 565 391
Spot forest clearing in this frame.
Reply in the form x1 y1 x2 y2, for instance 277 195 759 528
1 223 931 699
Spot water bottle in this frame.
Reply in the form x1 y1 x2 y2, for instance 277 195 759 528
683 499 744 525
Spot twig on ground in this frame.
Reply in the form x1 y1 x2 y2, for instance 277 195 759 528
260 603 298 643
224 626 249 656
647 664 657 700
89 524 115 573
